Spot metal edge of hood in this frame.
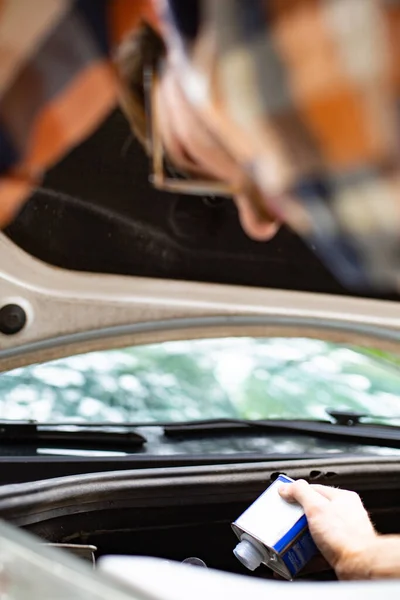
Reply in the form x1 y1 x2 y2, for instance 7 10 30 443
0 233 400 370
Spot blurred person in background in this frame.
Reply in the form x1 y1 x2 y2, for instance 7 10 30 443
2 1 400 291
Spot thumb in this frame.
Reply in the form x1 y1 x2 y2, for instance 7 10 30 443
279 483 296 503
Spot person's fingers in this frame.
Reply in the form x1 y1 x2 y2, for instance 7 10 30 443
156 70 282 244
160 70 239 181
279 479 328 512
168 77 238 180
310 485 343 501
234 177 281 241
155 77 203 174
235 192 280 241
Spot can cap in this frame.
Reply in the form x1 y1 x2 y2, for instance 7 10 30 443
233 539 263 571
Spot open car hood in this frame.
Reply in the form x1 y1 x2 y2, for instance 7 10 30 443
1 110 400 368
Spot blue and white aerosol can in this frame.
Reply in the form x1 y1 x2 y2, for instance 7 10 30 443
232 474 317 580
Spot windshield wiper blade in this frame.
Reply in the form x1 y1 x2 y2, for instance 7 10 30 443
0 421 146 449
163 418 400 449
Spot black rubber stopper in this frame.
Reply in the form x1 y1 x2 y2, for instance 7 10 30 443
0 304 27 335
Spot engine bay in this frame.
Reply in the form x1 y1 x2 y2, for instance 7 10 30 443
1 457 399 582
37 496 336 580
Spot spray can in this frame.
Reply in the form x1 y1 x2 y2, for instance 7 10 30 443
232 474 317 580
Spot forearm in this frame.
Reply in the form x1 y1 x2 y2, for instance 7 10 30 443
337 536 400 580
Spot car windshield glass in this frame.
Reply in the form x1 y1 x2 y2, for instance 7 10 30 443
1 337 400 425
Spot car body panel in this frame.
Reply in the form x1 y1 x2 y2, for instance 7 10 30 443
1 233 400 372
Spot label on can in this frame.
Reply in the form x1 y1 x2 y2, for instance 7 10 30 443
280 528 317 578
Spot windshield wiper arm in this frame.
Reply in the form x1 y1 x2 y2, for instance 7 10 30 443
0 421 146 449
327 410 400 426
163 418 400 449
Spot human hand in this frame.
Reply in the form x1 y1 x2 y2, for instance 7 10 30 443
279 480 377 579
117 24 281 243
155 67 280 242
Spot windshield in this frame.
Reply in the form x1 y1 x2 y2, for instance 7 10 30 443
1 337 400 425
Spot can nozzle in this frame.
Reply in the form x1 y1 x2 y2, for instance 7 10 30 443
233 539 263 571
